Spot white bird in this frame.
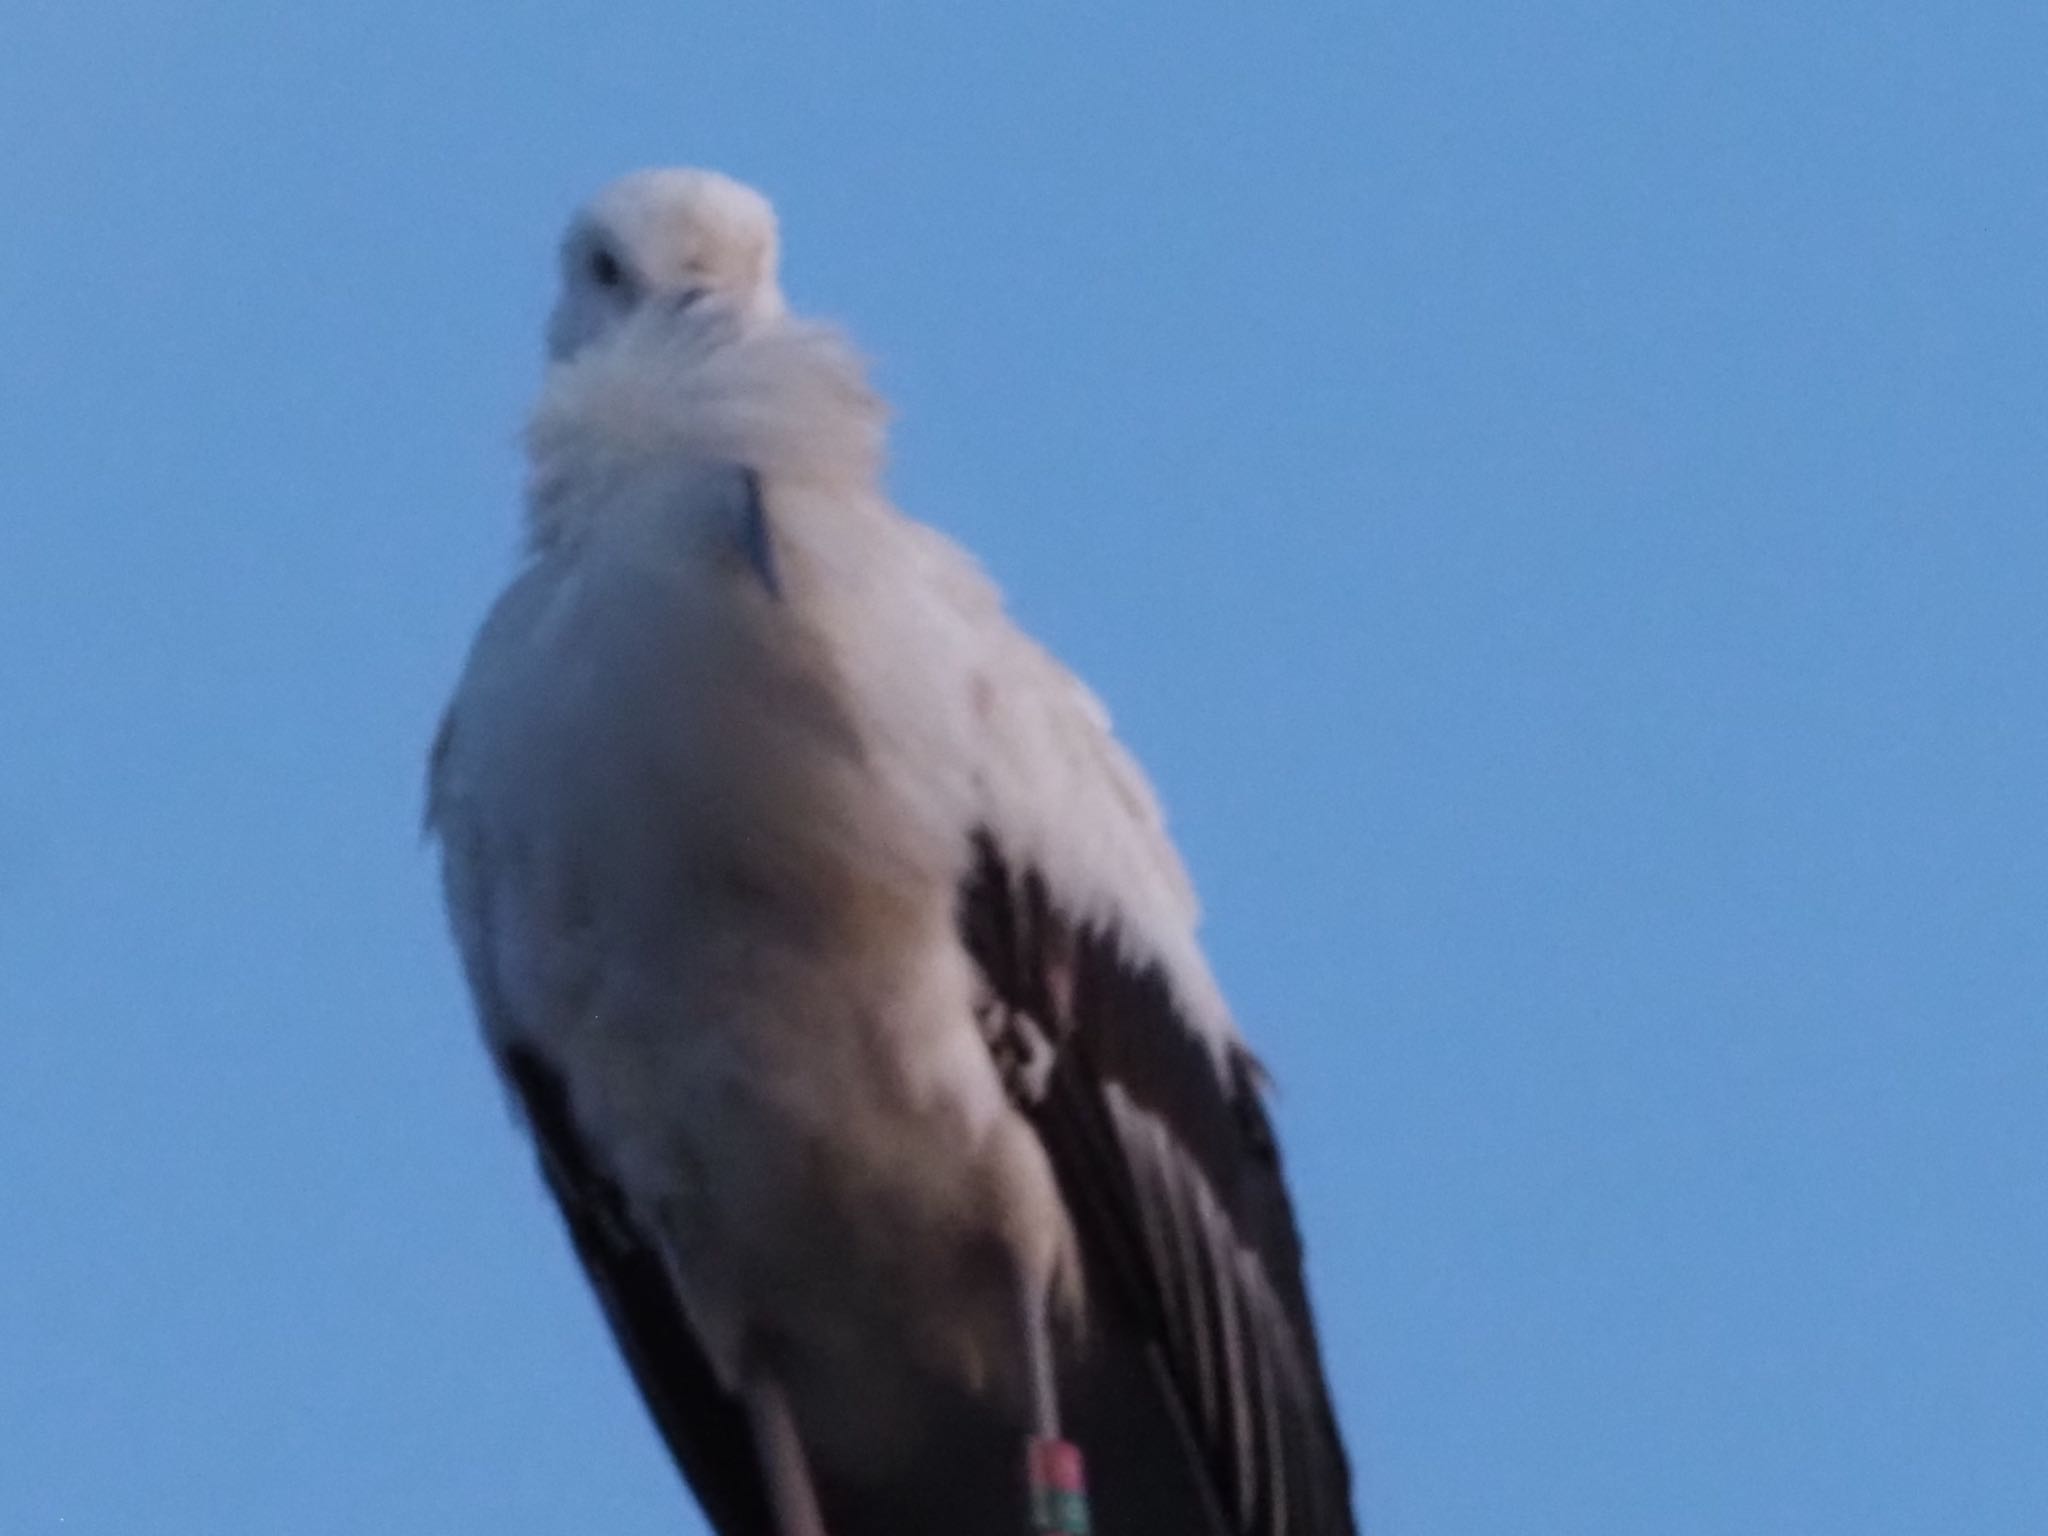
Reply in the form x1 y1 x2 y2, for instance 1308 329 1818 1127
428 167 1355 1536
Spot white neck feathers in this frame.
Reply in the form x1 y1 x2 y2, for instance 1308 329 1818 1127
525 311 887 549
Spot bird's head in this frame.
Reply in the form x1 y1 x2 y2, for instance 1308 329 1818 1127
547 168 788 361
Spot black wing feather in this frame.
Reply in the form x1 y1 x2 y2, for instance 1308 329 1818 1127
500 1044 775 1536
960 831 1357 1536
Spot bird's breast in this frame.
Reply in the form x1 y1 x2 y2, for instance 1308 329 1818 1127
439 532 1068 1421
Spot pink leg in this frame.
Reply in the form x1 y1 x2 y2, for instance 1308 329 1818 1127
1019 1282 1090 1536
744 1374 829 1536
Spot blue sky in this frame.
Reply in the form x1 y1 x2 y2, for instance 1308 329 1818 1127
2 3 2043 1532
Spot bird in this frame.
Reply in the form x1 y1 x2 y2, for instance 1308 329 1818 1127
427 167 1356 1536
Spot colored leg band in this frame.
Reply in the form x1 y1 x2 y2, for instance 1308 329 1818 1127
1028 1436 1091 1536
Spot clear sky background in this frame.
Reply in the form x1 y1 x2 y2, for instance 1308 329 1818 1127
2 4 2042 1533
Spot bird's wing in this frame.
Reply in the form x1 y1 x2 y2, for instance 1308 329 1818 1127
429 850 772 1534
432 827 772 1536
499 1040 775 1536
426 511 777 1536
956 642 1356 1536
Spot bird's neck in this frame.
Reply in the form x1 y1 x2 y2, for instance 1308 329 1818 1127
524 316 888 550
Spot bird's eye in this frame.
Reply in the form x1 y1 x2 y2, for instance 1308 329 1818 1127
588 247 626 289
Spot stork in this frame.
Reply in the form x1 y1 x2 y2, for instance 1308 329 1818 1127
428 168 1355 1536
